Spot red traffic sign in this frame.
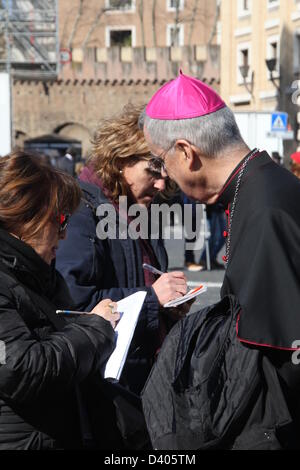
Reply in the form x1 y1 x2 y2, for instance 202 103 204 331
59 48 72 65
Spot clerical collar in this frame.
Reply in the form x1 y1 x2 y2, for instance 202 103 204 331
217 150 270 207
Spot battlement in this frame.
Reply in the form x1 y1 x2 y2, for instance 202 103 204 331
60 45 220 83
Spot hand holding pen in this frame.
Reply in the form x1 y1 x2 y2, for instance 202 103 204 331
91 299 120 329
57 299 120 329
143 263 187 307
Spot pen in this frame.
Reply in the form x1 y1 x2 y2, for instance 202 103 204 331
56 309 123 316
142 263 164 276
56 310 90 315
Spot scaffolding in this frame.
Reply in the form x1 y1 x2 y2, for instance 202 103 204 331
0 0 59 80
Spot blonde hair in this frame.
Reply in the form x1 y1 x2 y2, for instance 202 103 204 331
88 103 150 201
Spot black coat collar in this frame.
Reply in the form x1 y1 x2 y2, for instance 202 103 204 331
217 151 272 208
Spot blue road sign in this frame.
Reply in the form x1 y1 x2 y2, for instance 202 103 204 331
271 112 288 132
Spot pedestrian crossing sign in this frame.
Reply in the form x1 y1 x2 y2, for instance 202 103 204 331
271 112 288 132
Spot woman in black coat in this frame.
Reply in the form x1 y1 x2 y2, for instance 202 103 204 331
56 104 188 394
0 151 125 450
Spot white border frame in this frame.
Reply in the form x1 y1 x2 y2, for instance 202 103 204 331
237 41 252 85
105 0 136 14
166 23 184 46
167 0 184 12
105 25 136 47
0 73 11 156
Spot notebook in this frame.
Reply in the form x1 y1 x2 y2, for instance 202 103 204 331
163 284 207 308
103 291 147 380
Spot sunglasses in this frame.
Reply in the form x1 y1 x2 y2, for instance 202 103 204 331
55 213 70 233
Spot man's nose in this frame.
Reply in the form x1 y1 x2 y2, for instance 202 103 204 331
161 166 168 178
154 178 166 191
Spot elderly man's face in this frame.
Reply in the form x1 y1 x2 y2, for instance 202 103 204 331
144 126 213 203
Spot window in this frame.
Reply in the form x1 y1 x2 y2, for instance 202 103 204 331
237 0 251 17
167 24 184 46
237 42 252 84
266 35 280 78
167 0 184 11
267 0 280 10
294 30 300 73
105 0 135 12
105 26 136 47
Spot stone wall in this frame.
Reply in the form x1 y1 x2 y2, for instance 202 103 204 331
60 45 220 83
13 77 219 156
13 44 220 156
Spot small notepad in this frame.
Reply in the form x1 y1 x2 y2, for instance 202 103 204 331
104 291 147 381
163 284 207 308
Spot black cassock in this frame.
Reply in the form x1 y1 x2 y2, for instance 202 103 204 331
218 150 300 432
219 150 300 349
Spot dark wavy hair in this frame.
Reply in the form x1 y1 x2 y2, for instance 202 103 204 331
0 150 81 241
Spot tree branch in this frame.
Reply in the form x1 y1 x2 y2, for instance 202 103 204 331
82 6 110 50
67 0 85 49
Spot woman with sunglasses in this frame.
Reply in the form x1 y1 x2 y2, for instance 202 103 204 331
56 103 188 395
0 150 144 450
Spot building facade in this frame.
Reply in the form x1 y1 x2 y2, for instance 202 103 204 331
11 0 220 156
58 0 219 82
221 0 300 160
59 0 218 51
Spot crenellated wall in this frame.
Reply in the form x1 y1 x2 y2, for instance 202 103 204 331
13 76 219 156
59 45 220 83
13 44 220 155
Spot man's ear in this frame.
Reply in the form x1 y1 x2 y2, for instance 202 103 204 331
175 140 201 171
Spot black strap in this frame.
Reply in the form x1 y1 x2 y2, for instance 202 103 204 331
24 287 66 331
0 261 65 331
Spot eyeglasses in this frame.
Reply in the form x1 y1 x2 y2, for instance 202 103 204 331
148 156 167 175
147 145 173 176
55 213 70 233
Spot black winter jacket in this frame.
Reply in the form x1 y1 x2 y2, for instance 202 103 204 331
0 228 115 450
56 181 168 394
142 296 300 450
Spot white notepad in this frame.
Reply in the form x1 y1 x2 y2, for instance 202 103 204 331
163 284 207 308
104 291 147 381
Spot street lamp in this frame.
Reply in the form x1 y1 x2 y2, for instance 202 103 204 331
265 58 280 92
239 64 255 100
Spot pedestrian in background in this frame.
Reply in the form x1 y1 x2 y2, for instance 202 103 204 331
290 151 300 179
56 146 76 176
182 191 225 271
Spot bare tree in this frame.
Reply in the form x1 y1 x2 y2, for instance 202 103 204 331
152 0 157 47
138 0 145 49
67 0 85 49
208 0 221 46
188 0 200 46
82 5 111 50
149 0 216 48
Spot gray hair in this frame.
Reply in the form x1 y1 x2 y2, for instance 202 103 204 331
143 106 246 158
